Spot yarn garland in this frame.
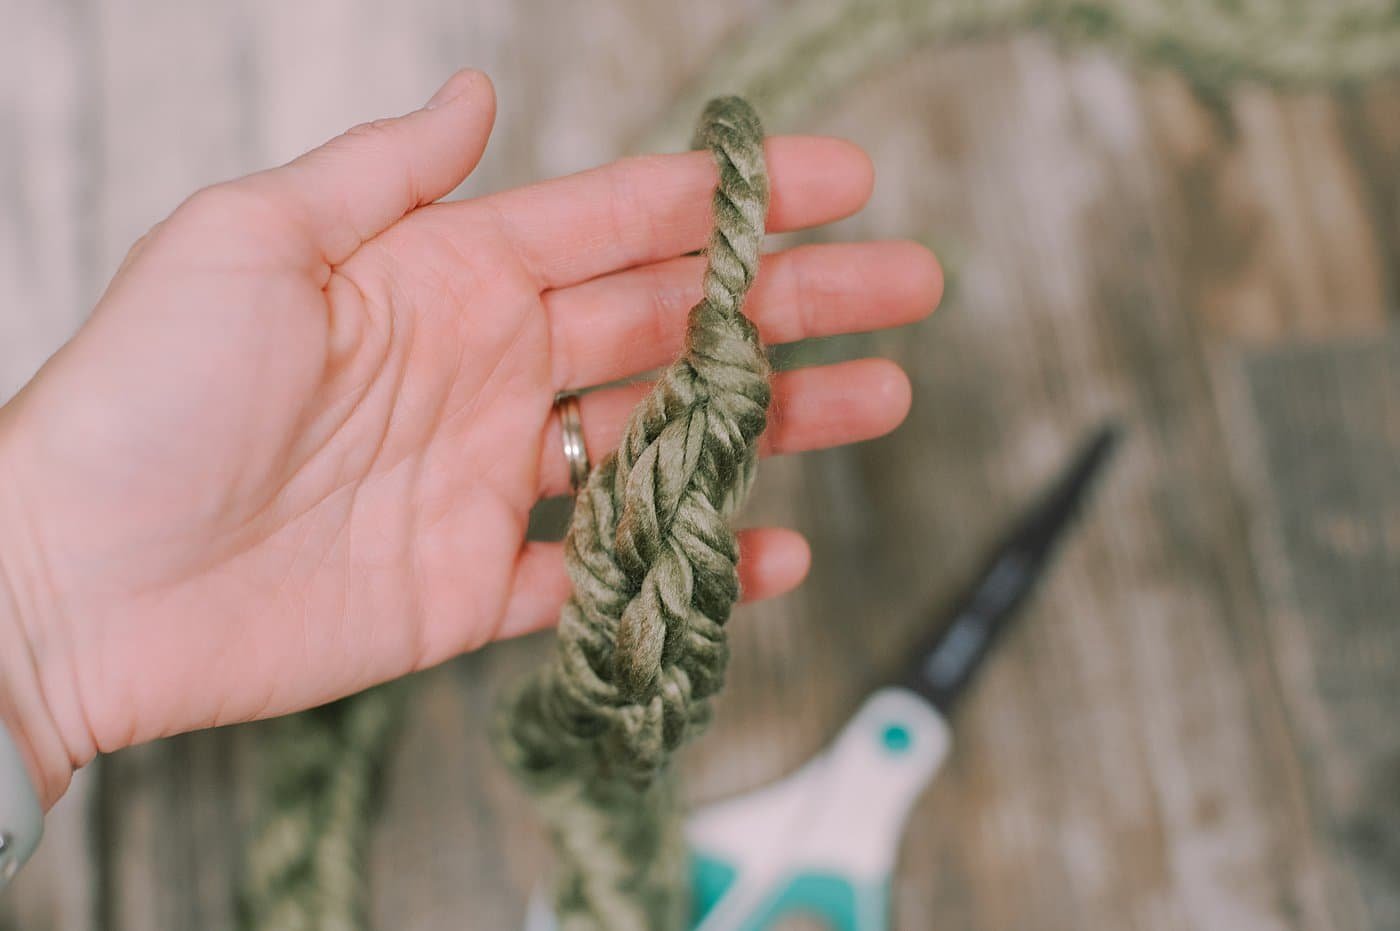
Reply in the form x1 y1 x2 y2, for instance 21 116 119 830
495 96 770 931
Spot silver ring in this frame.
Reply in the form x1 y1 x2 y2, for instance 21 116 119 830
556 394 590 495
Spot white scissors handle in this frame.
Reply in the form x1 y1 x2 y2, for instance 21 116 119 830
687 687 951 930
522 688 949 931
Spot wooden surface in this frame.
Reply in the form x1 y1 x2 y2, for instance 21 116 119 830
3 3 1399 929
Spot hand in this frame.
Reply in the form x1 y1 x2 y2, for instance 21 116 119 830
0 70 941 808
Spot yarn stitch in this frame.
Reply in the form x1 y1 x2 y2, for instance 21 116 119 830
241 685 404 931
495 95 771 931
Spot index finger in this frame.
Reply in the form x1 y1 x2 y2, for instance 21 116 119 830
456 136 874 290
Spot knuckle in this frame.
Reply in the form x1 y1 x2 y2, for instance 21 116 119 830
777 250 815 340
912 242 946 308
604 155 662 246
175 182 283 228
343 117 399 145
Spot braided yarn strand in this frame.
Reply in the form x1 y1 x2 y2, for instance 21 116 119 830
240 685 404 931
643 0 1400 150
495 96 770 931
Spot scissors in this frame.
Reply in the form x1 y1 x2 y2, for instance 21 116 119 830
526 424 1121 931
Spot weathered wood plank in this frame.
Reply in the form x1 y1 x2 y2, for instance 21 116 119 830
1229 336 1400 931
1143 74 1394 343
797 39 1367 930
1339 79 1400 320
0 0 100 395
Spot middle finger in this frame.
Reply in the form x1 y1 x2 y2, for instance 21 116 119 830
536 358 912 499
546 240 941 391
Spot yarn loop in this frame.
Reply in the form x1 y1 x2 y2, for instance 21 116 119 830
495 96 771 930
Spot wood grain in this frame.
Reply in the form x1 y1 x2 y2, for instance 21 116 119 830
1228 336 1400 931
1 4 1397 929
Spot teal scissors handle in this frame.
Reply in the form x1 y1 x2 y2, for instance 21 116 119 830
521 688 948 931
686 687 951 931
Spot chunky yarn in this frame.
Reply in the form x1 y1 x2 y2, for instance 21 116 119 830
644 0 1400 150
494 96 770 931
239 685 404 931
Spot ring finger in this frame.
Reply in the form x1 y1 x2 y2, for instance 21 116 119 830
536 358 912 499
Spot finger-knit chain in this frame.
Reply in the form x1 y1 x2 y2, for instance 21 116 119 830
495 96 770 931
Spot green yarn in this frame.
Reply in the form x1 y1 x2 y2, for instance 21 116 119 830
643 0 1400 150
238 3 1400 928
240 685 405 931
495 96 771 931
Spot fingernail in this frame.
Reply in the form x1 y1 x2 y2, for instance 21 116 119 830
425 69 475 109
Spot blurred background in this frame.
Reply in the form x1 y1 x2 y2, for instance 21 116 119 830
2 1 1398 929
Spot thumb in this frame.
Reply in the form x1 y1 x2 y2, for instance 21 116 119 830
248 68 496 265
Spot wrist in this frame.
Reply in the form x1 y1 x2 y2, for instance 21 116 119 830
0 416 77 811
0 589 72 811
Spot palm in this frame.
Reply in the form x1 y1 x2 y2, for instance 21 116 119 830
0 72 939 786
292 213 560 666
86 208 564 744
